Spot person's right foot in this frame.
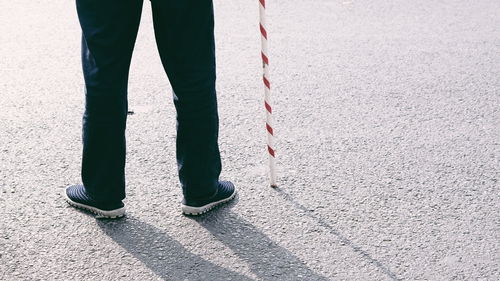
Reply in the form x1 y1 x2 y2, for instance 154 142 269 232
181 181 237 216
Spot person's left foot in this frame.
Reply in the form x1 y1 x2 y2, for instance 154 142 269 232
64 184 125 219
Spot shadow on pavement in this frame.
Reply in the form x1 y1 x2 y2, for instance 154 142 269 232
190 204 330 281
96 189 397 280
273 187 402 281
97 216 254 281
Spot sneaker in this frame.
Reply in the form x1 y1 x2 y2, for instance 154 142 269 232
64 184 126 219
181 181 237 216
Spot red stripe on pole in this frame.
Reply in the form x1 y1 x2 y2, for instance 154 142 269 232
268 145 275 157
260 24 267 39
259 0 266 8
263 76 270 89
265 101 272 113
266 123 274 135
261 52 269 65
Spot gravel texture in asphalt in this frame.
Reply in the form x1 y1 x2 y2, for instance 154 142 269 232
1 0 499 280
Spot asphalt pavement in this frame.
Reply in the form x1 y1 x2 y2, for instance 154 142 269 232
1 0 499 280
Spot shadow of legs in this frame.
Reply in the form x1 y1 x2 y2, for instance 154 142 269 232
192 211 330 281
97 217 254 281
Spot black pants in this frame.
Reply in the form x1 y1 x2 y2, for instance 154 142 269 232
77 0 221 202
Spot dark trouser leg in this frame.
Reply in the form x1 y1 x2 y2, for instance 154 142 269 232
77 0 143 201
151 0 221 199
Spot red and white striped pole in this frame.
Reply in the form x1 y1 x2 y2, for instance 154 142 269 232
259 0 277 187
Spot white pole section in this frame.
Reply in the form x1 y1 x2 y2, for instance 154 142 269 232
258 0 277 187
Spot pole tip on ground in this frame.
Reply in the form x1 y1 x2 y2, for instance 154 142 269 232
270 184 278 188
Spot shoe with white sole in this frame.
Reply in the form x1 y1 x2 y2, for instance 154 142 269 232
181 181 236 216
64 184 125 219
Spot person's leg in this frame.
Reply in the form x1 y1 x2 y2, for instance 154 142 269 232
150 0 222 201
76 0 143 202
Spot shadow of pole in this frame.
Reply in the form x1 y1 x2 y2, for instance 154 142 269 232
192 210 330 281
274 188 402 281
97 217 255 281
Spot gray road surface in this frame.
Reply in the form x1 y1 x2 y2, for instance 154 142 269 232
1 0 499 280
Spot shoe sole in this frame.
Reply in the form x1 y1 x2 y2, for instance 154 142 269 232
181 189 237 216
64 190 126 219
